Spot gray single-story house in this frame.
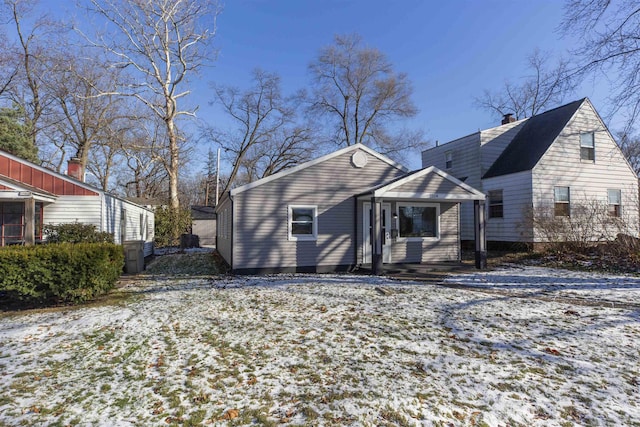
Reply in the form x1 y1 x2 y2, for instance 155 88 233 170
216 144 486 274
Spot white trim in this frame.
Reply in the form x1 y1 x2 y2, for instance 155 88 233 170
371 166 485 200
362 202 392 264
395 202 440 241
231 144 409 196
288 205 318 241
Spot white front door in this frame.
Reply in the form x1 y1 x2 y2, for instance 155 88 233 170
363 202 391 264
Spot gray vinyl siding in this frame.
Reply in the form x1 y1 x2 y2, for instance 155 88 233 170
216 195 233 265
532 100 640 240
422 134 482 240
483 171 533 242
231 149 406 271
392 173 465 195
193 219 216 246
389 202 460 262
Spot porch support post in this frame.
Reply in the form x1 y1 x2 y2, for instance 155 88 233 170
474 199 487 269
24 197 35 246
371 197 383 275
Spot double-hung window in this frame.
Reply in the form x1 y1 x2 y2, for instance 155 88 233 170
288 205 317 240
488 190 504 218
445 151 452 169
580 132 595 161
554 186 570 217
608 189 622 217
397 204 439 239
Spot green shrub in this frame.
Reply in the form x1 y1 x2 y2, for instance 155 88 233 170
44 221 114 244
0 243 124 305
154 206 192 247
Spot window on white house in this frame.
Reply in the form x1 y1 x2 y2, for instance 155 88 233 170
445 151 452 169
488 190 504 218
140 213 145 238
580 132 595 161
288 206 317 240
608 189 621 217
398 204 439 238
554 187 570 217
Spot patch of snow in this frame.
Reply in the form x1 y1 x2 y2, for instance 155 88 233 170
0 269 638 425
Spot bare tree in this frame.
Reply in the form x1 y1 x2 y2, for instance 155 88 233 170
211 69 312 193
46 52 125 178
2 0 59 149
84 0 219 239
307 34 421 156
476 49 576 120
561 1 640 131
616 131 640 176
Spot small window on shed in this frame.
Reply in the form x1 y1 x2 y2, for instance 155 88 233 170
488 190 503 218
140 213 145 238
580 132 595 161
445 151 453 169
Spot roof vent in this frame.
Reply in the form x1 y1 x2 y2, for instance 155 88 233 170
501 113 516 125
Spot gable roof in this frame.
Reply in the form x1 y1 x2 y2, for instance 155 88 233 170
230 144 409 196
482 98 586 179
359 166 485 201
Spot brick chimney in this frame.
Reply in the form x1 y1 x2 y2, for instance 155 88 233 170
501 113 516 125
67 157 83 181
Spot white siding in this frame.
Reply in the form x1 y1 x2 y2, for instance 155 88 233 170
44 196 102 229
479 120 527 173
532 100 640 241
107 197 155 256
483 171 533 242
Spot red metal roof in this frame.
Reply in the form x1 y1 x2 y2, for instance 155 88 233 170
0 154 99 196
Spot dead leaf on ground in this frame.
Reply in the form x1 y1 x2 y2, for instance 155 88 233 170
223 409 239 420
544 347 561 356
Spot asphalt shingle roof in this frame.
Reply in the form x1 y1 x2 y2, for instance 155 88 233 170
482 98 585 179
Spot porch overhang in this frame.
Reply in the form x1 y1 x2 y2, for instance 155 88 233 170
0 175 58 204
356 166 486 202
0 190 57 203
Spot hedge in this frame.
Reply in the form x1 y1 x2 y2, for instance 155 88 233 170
0 243 124 305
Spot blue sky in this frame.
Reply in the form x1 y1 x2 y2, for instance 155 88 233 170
195 0 600 169
34 0 604 171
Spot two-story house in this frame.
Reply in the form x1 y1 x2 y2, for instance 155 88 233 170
422 98 639 248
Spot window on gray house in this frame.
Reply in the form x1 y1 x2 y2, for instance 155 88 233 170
398 204 438 238
289 206 317 240
554 187 570 217
580 132 595 161
445 151 452 169
608 189 621 217
488 190 503 218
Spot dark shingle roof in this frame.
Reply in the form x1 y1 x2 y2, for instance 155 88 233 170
482 98 585 179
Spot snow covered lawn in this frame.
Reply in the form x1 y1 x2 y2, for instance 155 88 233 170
0 267 639 426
